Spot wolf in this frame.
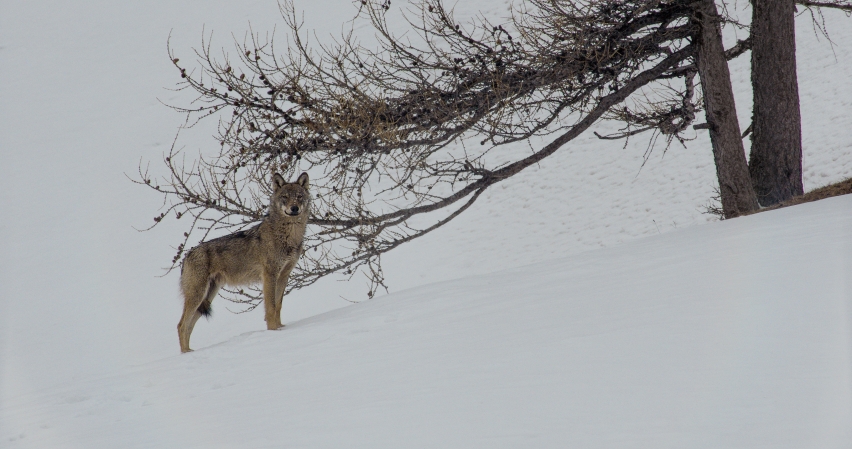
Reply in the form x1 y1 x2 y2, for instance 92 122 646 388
177 172 310 353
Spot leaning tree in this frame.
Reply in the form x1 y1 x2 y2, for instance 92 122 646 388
139 0 784 307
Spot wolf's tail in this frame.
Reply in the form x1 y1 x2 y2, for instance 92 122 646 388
197 298 213 317
197 277 216 318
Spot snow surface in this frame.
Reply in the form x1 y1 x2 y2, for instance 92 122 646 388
1 1 851 447
2 192 851 448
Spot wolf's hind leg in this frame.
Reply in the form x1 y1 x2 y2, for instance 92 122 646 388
178 310 202 353
183 277 220 350
178 272 217 353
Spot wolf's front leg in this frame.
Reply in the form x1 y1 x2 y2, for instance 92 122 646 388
273 263 295 328
262 269 283 330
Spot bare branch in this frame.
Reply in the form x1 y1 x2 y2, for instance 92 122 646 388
141 0 709 307
797 0 852 12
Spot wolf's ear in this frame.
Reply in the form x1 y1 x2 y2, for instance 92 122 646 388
296 172 310 190
272 173 286 191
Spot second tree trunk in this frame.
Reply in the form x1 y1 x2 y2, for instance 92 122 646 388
749 0 804 206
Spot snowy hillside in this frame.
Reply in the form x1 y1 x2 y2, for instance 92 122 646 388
3 194 851 448
1 0 852 446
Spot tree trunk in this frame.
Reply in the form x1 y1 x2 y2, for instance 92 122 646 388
694 0 760 218
748 0 804 206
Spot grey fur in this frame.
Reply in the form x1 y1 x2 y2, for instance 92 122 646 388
177 172 310 353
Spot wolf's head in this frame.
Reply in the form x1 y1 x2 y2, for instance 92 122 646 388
270 172 310 218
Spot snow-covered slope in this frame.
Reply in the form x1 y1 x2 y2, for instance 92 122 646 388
1 1 851 444
3 195 851 448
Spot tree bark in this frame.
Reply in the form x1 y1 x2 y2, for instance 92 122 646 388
749 0 804 206
694 0 760 218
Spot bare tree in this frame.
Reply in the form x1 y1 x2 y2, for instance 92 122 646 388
746 0 851 207
140 0 764 307
748 0 803 207
694 0 759 217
